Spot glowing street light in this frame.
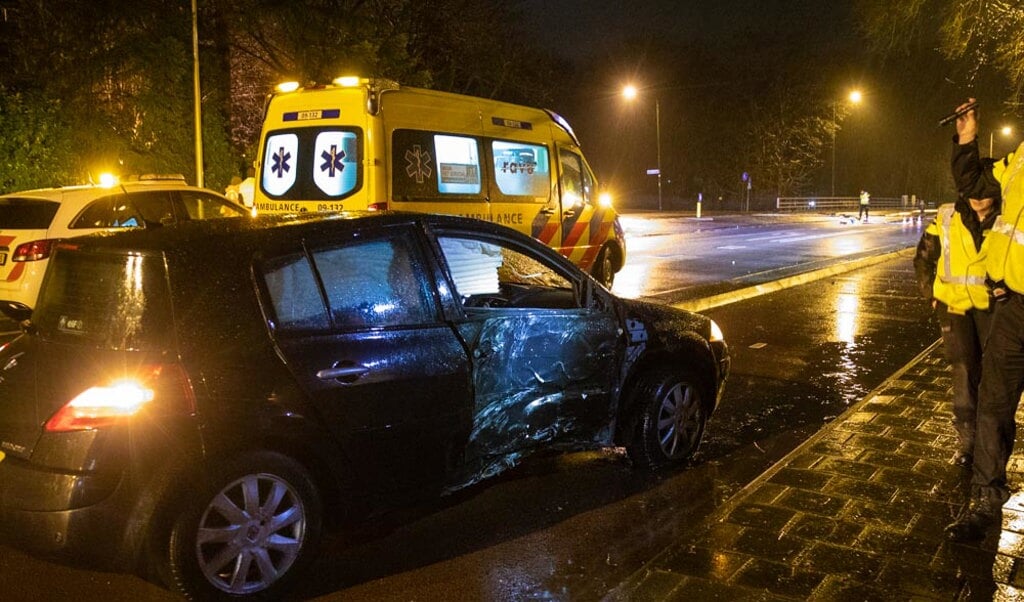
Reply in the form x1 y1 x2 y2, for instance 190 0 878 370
623 84 663 211
990 125 1013 156
832 89 863 197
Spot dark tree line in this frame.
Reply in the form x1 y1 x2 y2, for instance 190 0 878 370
0 0 565 193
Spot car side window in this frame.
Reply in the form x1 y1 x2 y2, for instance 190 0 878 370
262 252 330 332
311 235 437 329
71 194 145 229
178 190 246 219
128 191 177 226
437 235 577 309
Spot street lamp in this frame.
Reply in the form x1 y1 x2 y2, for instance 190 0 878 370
990 125 1013 156
831 89 863 197
623 84 663 211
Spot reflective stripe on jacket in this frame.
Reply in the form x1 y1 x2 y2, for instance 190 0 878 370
987 143 1024 291
929 204 990 313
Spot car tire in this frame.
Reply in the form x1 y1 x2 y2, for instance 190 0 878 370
164 451 323 601
591 246 615 289
626 369 707 471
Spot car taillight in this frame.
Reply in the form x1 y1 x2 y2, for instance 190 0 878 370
367 201 389 212
13 239 56 262
45 363 196 432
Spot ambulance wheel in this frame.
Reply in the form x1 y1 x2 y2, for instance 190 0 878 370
592 247 615 289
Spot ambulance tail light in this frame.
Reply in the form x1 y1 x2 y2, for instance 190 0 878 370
368 201 389 212
13 239 56 262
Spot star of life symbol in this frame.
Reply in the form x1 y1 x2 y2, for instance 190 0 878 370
405 145 433 183
271 147 291 178
320 144 346 177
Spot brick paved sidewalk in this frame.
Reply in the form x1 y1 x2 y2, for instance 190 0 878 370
607 340 1024 601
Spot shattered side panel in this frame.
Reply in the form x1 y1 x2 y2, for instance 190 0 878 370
448 308 618 490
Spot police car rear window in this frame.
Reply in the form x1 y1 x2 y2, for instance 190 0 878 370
0 198 60 229
32 248 174 350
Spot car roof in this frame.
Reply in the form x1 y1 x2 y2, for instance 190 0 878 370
57 211 574 269
0 177 230 204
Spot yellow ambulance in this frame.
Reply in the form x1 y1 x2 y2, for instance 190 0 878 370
253 77 625 287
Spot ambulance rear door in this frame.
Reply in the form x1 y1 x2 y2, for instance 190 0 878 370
256 87 373 214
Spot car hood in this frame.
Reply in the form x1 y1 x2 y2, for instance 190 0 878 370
615 297 711 341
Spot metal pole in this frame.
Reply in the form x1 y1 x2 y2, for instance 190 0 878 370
831 103 836 197
990 131 994 157
656 99 663 211
191 0 204 188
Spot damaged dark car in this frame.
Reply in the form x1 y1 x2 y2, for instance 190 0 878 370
0 212 728 600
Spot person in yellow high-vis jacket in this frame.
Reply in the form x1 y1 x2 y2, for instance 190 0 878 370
946 98 1024 541
914 186 999 471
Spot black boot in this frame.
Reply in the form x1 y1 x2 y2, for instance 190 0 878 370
945 491 1002 541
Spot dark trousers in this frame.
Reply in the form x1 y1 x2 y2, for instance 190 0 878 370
973 294 1024 505
859 204 869 220
939 307 991 453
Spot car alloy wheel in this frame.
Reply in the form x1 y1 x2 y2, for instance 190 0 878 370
196 472 306 594
627 369 707 470
655 381 704 459
166 451 322 600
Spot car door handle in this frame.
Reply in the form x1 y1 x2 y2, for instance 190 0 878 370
540 207 557 215
316 365 369 381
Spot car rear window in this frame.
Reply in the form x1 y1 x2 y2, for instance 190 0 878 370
32 247 174 350
0 198 60 228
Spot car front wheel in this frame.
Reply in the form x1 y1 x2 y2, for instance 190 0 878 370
164 451 323 600
627 369 707 470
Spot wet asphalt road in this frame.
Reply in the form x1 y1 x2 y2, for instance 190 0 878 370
0 213 941 600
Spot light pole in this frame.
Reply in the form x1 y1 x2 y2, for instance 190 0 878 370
831 89 862 198
623 85 663 211
990 126 1013 156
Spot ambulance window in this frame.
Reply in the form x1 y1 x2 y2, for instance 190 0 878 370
260 127 363 201
262 133 299 196
559 149 587 209
392 129 484 200
312 131 359 197
492 141 550 198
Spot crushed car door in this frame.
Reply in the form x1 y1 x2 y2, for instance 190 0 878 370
434 233 618 488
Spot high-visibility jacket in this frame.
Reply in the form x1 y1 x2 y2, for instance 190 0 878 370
917 204 991 313
986 143 1024 293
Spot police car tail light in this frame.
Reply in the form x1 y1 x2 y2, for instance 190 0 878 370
12 239 56 262
45 364 196 432
368 201 389 212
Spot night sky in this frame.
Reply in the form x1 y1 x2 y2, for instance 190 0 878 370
514 2 1014 206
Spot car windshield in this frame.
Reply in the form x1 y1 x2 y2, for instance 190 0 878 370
0 198 60 228
33 247 174 350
